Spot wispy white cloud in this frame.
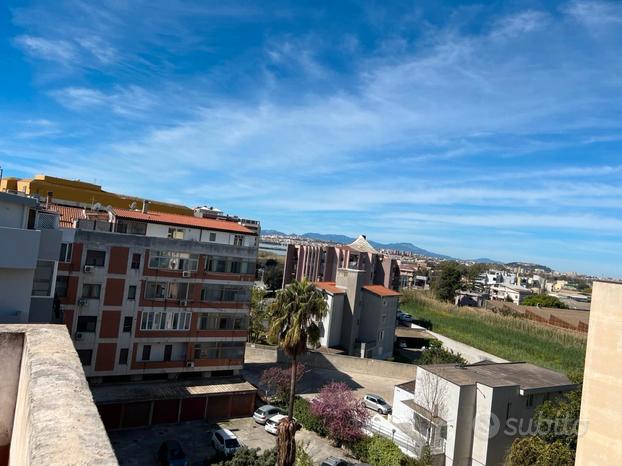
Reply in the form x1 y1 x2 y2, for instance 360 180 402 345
14 35 77 63
50 85 155 116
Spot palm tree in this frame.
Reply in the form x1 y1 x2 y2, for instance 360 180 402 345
268 279 328 466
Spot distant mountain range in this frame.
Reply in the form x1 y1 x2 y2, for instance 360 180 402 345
261 230 453 259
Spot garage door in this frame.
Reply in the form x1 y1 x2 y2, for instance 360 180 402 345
180 397 207 422
152 399 180 425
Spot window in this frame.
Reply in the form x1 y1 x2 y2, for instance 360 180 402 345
200 285 250 302
164 345 173 361
209 232 216 242
378 330 385 341
123 316 133 333
144 281 190 300
205 256 255 274
119 348 129 365
77 349 92 366
59 243 73 262
85 250 106 267
145 282 166 299
77 316 97 332
140 311 192 331
55 276 69 298
233 235 244 246
198 313 248 331
142 345 151 361
82 283 101 299
167 228 184 239
193 341 245 359
127 285 137 300
115 220 147 235
526 395 534 408
131 253 141 269
32 260 54 296
148 250 199 271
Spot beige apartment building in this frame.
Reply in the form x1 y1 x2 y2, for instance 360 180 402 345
575 280 622 465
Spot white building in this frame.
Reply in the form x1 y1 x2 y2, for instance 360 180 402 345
0 191 62 323
391 362 576 466
315 268 400 360
489 284 532 305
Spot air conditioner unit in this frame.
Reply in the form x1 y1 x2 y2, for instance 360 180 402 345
179 299 189 307
78 298 88 306
75 332 83 340
186 361 195 368
83 265 94 273
182 270 191 278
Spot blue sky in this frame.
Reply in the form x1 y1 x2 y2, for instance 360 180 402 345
2 1 622 277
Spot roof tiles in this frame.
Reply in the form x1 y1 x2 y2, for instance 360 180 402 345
112 208 254 234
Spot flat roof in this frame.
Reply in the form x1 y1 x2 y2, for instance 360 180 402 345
112 208 254 234
92 377 256 404
422 362 577 394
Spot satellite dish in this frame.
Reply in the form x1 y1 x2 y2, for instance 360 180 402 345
129 201 137 210
93 202 102 210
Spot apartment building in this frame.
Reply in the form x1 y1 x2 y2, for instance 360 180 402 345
52 204 258 382
391 362 577 466
315 269 400 359
283 234 400 290
0 191 62 323
489 284 533 305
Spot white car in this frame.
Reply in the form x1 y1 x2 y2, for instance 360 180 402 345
363 394 392 415
253 405 282 425
211 429 241 456
264 414 296 435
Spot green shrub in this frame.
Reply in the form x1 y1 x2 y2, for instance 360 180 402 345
295 442 314 466
212 447 276 466
348 435 404 466
365 436 405 466
418 340 466 365
293 397 327 436
506 437 574 466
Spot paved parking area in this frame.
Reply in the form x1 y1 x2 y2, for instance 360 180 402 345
109 416 349 465
243 362 404 405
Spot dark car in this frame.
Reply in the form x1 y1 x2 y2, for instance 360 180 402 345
158 440 189 466
321 457 350 466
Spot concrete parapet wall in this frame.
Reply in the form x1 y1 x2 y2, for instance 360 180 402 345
1 325 117 466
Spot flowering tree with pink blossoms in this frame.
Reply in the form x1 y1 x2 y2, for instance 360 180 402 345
310 382 370 446
260 363 306 405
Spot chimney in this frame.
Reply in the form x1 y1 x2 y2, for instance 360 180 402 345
142 200 150 213
46 191 53 208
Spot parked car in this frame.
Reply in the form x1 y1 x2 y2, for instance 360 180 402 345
320 458 370 466
253 404 282 424
363 394 392 414
211 429 241 457
157 440 188 466
398 313 413 324
264 414 297 435
320 457 350 466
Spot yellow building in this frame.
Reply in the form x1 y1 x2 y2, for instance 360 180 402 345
0 174 192 215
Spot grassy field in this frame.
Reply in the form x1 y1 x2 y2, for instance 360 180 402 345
401 291 587 375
